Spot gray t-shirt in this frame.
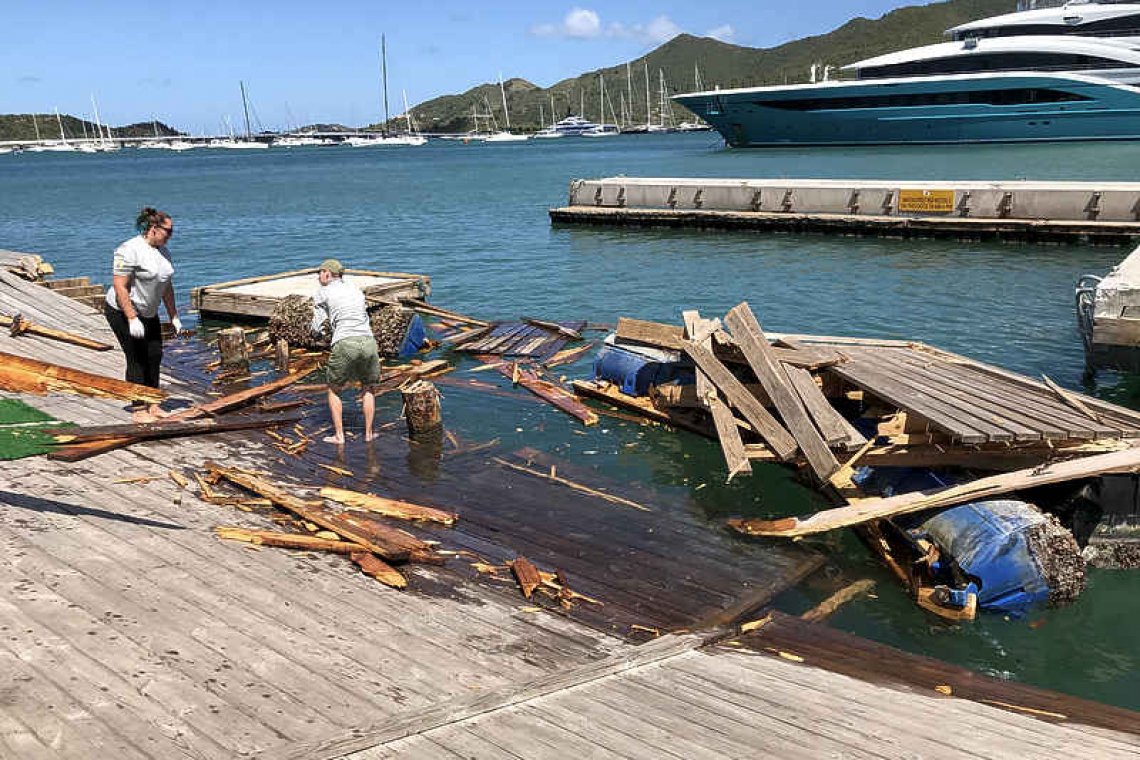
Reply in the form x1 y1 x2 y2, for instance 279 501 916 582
104 235 174 318
311 277 373 345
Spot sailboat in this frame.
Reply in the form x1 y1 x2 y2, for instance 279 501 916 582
533 95 564 139
348 36 427 147
483 73 528 142
582 74 619 137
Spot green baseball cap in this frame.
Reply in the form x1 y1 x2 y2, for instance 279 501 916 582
318 258 345 275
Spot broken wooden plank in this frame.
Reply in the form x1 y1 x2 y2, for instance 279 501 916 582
684 310 751 480
783 365 853 447
0 350 165 403
570 379 718 438
396 297 489 327
509 557 542 599
542 342 595 369
1042 374 1104 425
522 317 582 341
1 313 113 351
350 552 407 589
682 341 798 461
494 363 598 425
319 486 458 525
729 446 1140 538
46 412 300 444
214 526 362 553
207 464 428 563
48 360 320 461
800 579 876 623
724 302 839 482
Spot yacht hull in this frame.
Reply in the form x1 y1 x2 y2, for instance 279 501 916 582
675 73 1140 146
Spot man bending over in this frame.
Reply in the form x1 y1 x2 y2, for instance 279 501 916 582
310 259 380 444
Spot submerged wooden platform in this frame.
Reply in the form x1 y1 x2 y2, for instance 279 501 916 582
3 270 1139 758
190 267 431 320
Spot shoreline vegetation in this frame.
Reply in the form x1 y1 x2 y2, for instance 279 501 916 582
0 0 1011 140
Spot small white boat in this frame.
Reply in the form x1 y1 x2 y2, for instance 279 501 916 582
483 131 529 143
582 124 620 138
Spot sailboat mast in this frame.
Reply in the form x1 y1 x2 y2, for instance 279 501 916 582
55 108 66 143
402 90 414 135
240 81 252 140
644 63 651 128
381 35 391 136
90 95 104 147
499 73 511 130
626 63 633 128
598 74 604 125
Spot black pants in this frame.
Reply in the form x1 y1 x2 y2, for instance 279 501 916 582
105 304 164 392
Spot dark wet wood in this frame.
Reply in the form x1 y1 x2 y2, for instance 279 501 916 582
734 611 1140 736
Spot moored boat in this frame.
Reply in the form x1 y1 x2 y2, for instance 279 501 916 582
675 0 1140 146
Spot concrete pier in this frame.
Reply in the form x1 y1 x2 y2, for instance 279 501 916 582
551 178 1140 243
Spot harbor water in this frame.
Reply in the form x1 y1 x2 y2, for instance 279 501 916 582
0 133 1136 710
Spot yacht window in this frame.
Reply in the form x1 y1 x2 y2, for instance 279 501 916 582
950 17 1140 40
760 87 1092 111
859 51 1133 79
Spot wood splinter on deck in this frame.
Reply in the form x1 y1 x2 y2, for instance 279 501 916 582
320 486 458 525
509 557 542 599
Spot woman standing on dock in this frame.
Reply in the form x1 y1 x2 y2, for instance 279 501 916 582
104 206 182 422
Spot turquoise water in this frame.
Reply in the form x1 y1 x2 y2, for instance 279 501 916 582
1 134 1137 709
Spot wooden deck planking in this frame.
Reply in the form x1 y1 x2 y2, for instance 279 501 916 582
353 643 1139 760
881 347 1126 439
830 356 999 443
784 364 858 446
844 347 1046 442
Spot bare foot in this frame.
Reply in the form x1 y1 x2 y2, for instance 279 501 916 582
322 435 346 445
132 410 158 424
364 431 375 441
147 404 170 419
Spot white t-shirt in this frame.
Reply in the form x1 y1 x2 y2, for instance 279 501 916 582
104 235 174 319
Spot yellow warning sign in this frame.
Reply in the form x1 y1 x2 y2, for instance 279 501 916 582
898 189 955 214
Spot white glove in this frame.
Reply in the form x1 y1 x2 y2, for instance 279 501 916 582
128 317 145 339
171 316 183 334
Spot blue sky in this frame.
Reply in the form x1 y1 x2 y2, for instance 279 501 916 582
3 1 929 131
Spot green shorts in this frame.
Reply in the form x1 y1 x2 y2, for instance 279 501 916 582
327 335 381 388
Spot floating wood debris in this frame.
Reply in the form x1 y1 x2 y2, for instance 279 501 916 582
495 362 598 425
493 455 649 511
45 412 300 445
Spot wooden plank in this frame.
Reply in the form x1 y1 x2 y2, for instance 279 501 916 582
46 412 300 444
0 350 165 403
723 303 839 481
0 313 113 351
784 365 852 446
319 486 459 525
683 341 797 461
496 363 598 425
397 297 489 327
615 316 685 351
729 446 1140 537
570 379 718 438
48 360 319 461
206 464 421 572
684 310 750 480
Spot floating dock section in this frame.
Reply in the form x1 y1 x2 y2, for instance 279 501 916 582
551 178 1140 243
190 266 430 320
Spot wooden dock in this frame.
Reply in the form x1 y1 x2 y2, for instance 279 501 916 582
2 262 1139 758
190 267 431 320
551 178 1140 243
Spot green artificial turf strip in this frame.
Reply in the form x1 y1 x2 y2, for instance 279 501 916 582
0 398 72 459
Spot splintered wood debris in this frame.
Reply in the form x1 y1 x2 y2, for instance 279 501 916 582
207 464 455 589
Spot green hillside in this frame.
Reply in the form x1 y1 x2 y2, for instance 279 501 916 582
0 114 180 142
406 0 1014 133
